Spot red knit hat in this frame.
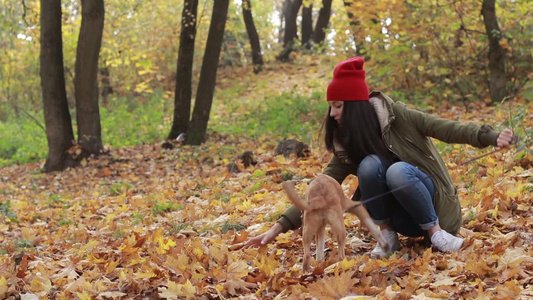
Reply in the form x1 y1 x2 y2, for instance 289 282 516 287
327 57 369 101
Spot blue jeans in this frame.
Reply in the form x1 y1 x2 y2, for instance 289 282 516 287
357 155 438 237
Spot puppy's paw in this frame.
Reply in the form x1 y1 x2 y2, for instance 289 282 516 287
379 239 390 253
281 181 295 190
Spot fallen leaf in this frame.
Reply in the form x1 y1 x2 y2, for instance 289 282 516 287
223 279 257 295
307 271 358 300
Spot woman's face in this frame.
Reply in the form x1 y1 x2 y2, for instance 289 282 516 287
329 101 344 124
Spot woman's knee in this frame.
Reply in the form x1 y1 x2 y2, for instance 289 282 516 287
357 155 383 180
386 162 411 188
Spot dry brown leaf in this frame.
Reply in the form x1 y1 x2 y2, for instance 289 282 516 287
307 271 358 300
0 96 531 299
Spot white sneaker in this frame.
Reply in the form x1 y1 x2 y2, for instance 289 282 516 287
370 229 401 259
431 230 463 252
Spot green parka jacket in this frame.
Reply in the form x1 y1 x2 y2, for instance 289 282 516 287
278 91 501 235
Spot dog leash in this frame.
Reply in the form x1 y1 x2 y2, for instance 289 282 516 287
351 134 520 208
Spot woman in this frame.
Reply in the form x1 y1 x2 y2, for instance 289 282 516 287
245 57 515 258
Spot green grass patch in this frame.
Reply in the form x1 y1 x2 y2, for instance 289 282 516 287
211 90 328 143
100 91 167 147
215 193 231 203
15 239 34 252
47 194 70 209
151 201 183 216
220 222 246 233
0 119 47 166
0 91 168 167
131 212 145 225
108 182 133 196
168 222 190 235
0 200 18 222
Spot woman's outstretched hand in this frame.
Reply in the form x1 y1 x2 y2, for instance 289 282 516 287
497 129 515 148
243 222 284 248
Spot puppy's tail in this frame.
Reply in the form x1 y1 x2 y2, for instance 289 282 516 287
282 181 309 211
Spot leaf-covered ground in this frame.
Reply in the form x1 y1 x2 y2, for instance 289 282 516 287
1 64 532 299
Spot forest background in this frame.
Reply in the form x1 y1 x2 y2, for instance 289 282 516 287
0 0 532 299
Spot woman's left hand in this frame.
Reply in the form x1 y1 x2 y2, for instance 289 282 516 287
497 129 515 148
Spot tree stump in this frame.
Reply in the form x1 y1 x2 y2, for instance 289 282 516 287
274 139 310 158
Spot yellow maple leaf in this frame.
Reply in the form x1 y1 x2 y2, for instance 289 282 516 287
208 244 228 264
105 260 120 274
465 257 492 277
30 273 52 295
191 246 203 259
87 253 107 264
253 255 281 277
492 204 499 220
236 198 252 211
137 265 157 279
119 270 128 281
504 187 521 199
274 155 289 164
105 213 116 222
307 270 358 300
76 290 92 300
118 234 139 254
0 276 8 299
179 280 196 298
252 191 269 201
226 261 249 279
125 255 146 267
159 279 196 300
164 254 190 272
324 258 357 274
118 204 129 212
338 258 357 270
76 239 100 256
495 280 521 298
154 227 176 254
11 200 28 210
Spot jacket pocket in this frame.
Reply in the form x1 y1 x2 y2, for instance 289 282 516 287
404 137 435 161
442 186 458 202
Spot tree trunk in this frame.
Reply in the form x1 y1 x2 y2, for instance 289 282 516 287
40 0 76 172
313 0 332 45
99 67 113 108
301 3 312 49
75 0 105 155
242 0 263 74
279 0 290 43
185 0 229 145
481 0 507 105
283 0 302 45
168 0 198 140
278 0 302 61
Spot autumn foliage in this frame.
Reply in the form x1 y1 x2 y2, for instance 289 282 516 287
1 66 532 299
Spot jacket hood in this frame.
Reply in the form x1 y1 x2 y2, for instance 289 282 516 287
368 90 395 132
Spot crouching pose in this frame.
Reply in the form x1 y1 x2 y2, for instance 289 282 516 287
245 57 515 258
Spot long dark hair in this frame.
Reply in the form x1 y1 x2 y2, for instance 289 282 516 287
325 101 396 167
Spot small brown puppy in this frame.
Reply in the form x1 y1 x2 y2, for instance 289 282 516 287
282 174 389 272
